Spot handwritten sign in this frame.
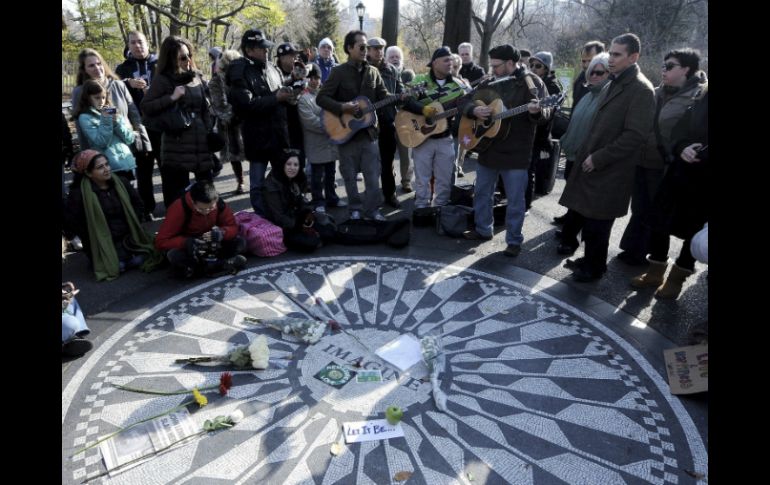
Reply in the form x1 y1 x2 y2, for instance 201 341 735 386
664 344 708 395
343 419 405 443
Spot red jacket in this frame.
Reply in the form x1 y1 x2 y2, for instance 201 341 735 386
155 192 239 251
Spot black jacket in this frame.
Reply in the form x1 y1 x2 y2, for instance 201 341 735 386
533 72 563 149
115 54 158 114
227 56 289 158
572 70 589 107
460 62 485 84
372 60 403 124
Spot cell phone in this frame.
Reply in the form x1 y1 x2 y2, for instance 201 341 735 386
103 107 117 115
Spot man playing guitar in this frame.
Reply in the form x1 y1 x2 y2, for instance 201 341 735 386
460 44 548 258
316 30 393 221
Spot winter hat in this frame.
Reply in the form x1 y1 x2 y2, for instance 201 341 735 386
488 44 520 63
276 42 298 57
72 149 103 174
426 46 452 66
318 37 334 50
208 47 222 60
532 51 553 71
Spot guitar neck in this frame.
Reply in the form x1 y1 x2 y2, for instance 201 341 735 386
368 94 402 112
493 103 531 121
434 107 459 120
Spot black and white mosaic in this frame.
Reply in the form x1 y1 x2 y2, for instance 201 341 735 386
63 257 707 484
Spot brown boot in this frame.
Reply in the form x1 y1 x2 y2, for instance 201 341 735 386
630 257 668 288
654 263 694 299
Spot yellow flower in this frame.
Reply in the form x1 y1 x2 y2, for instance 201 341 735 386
192 388 208 407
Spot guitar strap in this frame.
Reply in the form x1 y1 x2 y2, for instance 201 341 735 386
524 73 539 97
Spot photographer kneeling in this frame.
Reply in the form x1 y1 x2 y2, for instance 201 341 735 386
155 181 247 277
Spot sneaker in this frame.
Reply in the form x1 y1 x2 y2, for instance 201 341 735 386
315 206 327 214
503 244 521 257
350 210 362 220
62 337 93 357
223 255 247 274
462 229 493 241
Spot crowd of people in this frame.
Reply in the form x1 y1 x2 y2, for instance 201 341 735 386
62 27 708 357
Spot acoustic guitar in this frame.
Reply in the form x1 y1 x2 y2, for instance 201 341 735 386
394 101 462 148
321 82 426 145
457 93 564 153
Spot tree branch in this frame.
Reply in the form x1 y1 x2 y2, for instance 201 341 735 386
124 0 263 28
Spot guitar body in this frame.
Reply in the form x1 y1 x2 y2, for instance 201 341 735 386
321 96 377 145
457 98 506 152
394 101 448 148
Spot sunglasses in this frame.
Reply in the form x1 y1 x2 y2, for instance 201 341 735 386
590 69 607 76
357 45 366 52
530 63 544 69
662 62 681 71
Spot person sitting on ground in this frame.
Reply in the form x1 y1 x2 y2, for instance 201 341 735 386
62 280 92 358
262 149 334 252
73 79 137 181
64 150 163 281
155 180 247 277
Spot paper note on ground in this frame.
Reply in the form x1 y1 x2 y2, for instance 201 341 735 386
343 419 405 443
375 334 422 371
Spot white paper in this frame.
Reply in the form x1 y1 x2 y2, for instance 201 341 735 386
100 409 197 476
375 334 423 371
343 419 404 443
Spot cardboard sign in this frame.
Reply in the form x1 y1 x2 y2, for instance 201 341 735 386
664 344 708 394
343 419 405 443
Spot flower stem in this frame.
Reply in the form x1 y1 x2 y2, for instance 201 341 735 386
79 430 207 483
71 399 194 457
112 383 218 396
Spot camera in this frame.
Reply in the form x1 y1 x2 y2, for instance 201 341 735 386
103 107 117 115
194 238 220 264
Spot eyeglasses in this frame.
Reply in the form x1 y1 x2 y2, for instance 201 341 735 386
662 62 681 71
590 69 607 76
357 45 366 52
490 63 504 70
530 63 544 69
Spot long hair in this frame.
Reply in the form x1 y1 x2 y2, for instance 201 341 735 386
73 79 111 118
76 48 116 86
156 36 198 75
272 150 307 189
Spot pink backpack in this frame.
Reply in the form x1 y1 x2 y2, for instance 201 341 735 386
234 211 287 257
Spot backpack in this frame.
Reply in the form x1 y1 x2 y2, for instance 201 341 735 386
436 205 474 238
234 211 287 257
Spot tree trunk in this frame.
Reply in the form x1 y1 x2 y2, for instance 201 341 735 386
153 10 163 49
76 0 90 40
381 0 399 49
113 0 128 46
169 0 182 37
442 0 472 52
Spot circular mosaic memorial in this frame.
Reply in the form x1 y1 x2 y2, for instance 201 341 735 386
63 257 707 484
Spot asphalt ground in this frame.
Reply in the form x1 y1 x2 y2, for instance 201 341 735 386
62 154 708 484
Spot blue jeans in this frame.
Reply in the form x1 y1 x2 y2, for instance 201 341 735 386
248 160 269 216
473 164 528 246
62 297 90 343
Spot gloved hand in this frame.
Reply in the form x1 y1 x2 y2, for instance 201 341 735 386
210 226 224 243
422 105 438 119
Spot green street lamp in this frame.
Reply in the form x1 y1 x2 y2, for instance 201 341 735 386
356 2 366 31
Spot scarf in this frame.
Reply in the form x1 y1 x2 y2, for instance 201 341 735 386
81 177 164 281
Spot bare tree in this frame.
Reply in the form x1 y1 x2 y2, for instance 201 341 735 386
472 0 514 69
442 0 472 52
